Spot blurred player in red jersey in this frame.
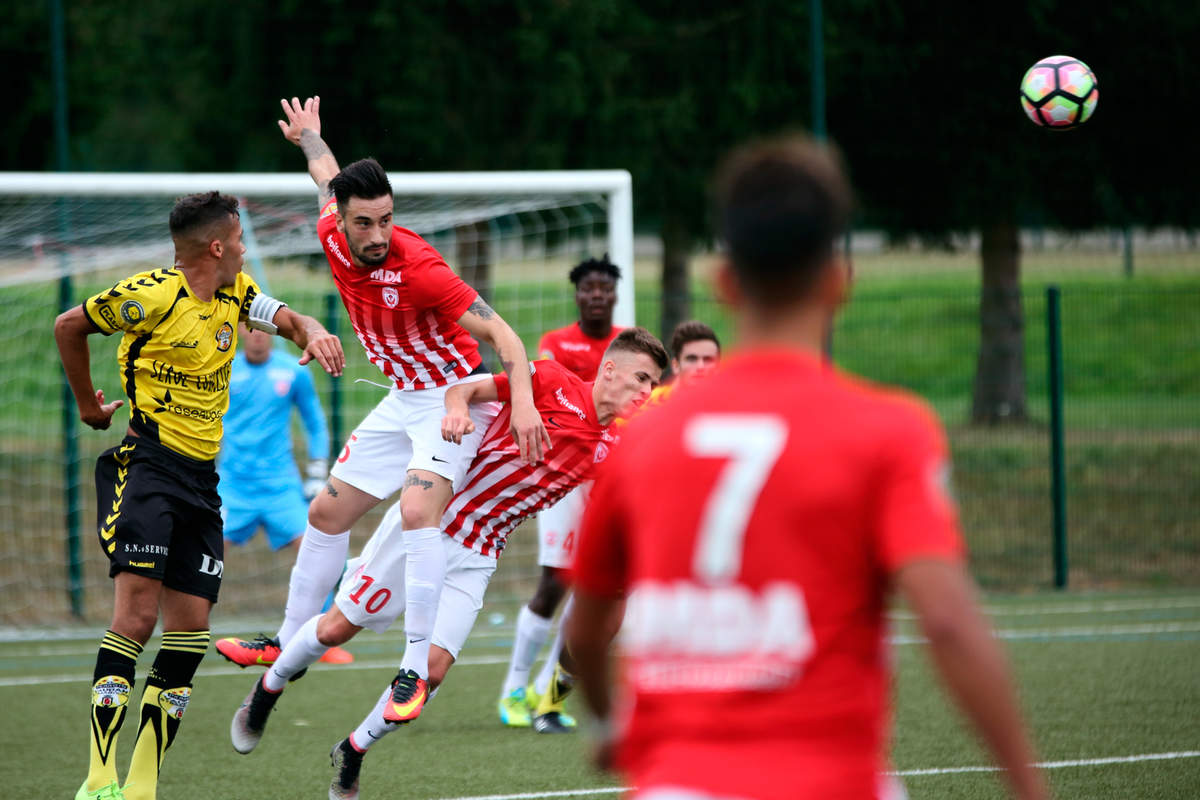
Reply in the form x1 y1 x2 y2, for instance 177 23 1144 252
218 97 549 727
497 255 625 731
227 329 667 800
568 137 1050 800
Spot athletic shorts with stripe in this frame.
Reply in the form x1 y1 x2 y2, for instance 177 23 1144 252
94 435 224 602
330 369 499 499
334 502 496 659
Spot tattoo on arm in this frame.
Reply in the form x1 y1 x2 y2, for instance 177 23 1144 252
404 474 435 491
466 297 496 320
316 180 333 205
501 359 515 376
324 482 339 498
299 129 333 161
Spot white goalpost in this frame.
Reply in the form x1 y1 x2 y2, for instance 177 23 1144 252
0 170 635 626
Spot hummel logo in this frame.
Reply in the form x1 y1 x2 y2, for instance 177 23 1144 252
431 455 449 464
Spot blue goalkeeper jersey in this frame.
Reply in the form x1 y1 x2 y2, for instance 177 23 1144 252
218 349 330 493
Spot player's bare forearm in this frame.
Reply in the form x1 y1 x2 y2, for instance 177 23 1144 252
456 298 551 460
275 308 345 377
54 306 123 429
898 561 1050 800
567 590 621 770
299 129 340 204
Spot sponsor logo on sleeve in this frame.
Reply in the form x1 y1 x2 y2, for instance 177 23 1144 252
97 304 120 329
119 300 145 325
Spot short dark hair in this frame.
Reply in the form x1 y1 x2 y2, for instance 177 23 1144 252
329 157 393 210
713 135 852 305
604 326 668 371
669 320 720 359
569 253 621 285
168 191 240 240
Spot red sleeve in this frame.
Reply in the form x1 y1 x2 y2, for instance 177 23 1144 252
571 440 632 597
403 241 478 320
492 371 511 403
873 398 965 572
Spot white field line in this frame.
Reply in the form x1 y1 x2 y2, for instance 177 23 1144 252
889 596 1200 620
429 751 1200 800
6 596 1198 643
4 620 1200 687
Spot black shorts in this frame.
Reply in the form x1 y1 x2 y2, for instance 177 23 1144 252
94 435 224 602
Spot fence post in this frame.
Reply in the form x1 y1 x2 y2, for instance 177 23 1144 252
324 292 342 456
1046 285 1068 588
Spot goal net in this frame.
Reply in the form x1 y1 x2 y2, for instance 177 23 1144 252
0 170 634 628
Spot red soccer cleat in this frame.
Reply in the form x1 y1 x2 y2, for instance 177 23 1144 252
381 669 428 723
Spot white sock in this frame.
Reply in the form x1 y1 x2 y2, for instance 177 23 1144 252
502 606 553 695
346 682 442 754
535 594 573 694
277 524 350 646
397 527 445 679
349 684 401 752
264 615 327 692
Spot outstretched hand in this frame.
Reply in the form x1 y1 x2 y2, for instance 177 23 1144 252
278 96 322 146
298 329 344 377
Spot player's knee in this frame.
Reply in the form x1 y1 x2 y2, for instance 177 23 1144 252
399 495 442 530
315 610 359 647
111 607 158 644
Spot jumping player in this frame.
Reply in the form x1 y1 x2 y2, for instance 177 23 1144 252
228 328 667 800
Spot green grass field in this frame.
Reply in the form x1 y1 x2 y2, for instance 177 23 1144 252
3 589 1198 799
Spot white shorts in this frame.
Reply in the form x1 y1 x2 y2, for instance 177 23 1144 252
333 502 497 658
537 482 590 568
330 377 499 499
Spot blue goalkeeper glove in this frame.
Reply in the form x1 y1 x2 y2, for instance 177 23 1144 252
303 458 328 500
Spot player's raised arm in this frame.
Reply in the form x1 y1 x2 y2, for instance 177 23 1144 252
53 305 124 429
456 297 551 464
278 95 341 209
442 378 501 444
271 306 345 377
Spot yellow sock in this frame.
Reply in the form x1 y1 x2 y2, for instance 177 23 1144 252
123 630 208 800
85 630 142 792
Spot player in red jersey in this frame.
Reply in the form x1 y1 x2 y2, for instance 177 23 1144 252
644 320 721 408
217 97 549 727
568 137 1049 800
497 254 625 730
227 329 668 800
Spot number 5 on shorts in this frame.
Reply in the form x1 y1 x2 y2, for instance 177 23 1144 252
684 414 787 582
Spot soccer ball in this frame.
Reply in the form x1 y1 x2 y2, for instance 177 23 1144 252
1020 55 1098 129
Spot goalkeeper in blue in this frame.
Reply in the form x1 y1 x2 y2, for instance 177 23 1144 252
219 323 354 664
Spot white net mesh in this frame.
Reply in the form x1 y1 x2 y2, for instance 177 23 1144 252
0 172 632 627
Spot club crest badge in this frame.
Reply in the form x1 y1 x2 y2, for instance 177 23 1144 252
215 321 234 352
119 300 145 325
382 286 399 309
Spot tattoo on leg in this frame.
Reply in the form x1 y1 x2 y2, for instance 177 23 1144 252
466 297 496 320
404 474 434 491
324 482 339 498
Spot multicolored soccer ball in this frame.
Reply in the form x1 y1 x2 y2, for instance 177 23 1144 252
1020 56 1098 129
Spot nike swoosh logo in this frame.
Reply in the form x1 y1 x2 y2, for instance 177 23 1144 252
431 455 449 463
408 637 426 644
546 417 562 428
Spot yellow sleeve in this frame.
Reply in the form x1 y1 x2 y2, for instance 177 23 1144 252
82 268 176 336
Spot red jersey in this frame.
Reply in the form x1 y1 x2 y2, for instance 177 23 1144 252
537 322 624 381
443 359 616 558
574 348 963 800
318 202 481 390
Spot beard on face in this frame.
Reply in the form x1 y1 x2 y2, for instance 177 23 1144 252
351 240 389 267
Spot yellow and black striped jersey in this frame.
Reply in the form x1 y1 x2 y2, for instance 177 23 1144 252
83 267 263 461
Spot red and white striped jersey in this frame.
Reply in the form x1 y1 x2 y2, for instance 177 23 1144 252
318 202 481 390
443 359 615 557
